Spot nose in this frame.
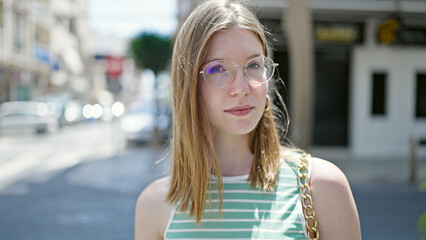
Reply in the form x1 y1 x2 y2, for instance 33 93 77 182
229 65 251 96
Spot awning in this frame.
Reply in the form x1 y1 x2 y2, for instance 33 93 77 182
61 46 84 75
51 25 84 75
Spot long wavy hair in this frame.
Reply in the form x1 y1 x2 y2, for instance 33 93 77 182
167 0 289 223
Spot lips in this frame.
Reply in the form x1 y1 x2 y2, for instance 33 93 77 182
224 105 254 116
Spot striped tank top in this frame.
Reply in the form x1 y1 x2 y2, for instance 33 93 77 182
164 158 311 239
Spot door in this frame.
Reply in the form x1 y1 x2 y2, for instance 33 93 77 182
313 47 350 146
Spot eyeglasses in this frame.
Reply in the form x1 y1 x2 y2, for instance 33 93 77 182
199 56 278 88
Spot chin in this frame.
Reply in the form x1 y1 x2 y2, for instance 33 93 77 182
227 121 260 136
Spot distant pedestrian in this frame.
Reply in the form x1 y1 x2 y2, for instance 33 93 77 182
135 0 361 239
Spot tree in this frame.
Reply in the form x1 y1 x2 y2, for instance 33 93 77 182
129 32 173 102
129 32 173 145
130 32 172 76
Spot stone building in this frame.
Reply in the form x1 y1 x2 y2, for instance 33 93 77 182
0 0 91 103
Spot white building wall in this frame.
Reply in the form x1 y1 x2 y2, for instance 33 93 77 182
351 46 426 158
179 0 426 158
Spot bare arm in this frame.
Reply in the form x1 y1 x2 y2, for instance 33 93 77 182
311 158 361 240
135 177 172 240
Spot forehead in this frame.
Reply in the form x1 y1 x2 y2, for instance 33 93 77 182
204 28 264 63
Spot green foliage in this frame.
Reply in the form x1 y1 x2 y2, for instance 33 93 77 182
419 213 426 240
419 168 426 239
421 182 426 192
129 32 173 75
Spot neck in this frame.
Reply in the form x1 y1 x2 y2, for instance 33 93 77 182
212 132 253 177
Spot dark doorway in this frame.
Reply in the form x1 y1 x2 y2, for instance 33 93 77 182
273 51 290 110
313 47 350 146
273 50 292 144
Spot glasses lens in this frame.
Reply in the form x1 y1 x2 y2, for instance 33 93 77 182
203 61 232 88
202 57 276 88
246 57 275 84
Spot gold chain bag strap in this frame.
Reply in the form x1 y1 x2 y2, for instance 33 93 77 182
298 153 320 240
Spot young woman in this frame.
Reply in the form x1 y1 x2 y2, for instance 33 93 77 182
135 1 361 239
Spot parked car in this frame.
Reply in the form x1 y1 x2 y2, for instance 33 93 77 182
34 94 70 127
120 101 171 144
63 99 84 124
0 101 59 135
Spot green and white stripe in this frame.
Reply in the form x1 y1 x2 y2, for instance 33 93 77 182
165 159 308 239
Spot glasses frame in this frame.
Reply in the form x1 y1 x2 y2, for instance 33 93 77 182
199 56 279 89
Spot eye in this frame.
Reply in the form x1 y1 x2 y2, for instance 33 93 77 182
247 61 262 70
207 64 227 74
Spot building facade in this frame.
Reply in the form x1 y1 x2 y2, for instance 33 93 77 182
178 0 426 158
0 0 91 104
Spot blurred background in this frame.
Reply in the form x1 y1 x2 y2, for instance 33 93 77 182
0 0 425 239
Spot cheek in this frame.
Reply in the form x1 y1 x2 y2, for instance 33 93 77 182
252 84 268 102
199 79 217 115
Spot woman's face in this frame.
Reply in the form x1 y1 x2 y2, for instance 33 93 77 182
199 28 267 138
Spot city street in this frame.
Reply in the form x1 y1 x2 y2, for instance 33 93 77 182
0 121 425 240
0 121 171 240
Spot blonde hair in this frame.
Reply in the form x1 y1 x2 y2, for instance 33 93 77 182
167 0 284 223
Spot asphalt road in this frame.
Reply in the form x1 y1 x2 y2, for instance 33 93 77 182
0 121 425 240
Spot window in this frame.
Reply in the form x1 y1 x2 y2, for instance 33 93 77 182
416 73 426 118
35 25 49 46
69 18 76 35
0 0 4 28
13 13 26 53
371 72 387 116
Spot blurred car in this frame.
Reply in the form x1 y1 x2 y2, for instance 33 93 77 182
0 101 59 134
34 94 70 127
64 99 84 124
120 101 171 144
81 103 107 121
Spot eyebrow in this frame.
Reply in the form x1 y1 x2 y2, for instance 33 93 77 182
201 53 263 66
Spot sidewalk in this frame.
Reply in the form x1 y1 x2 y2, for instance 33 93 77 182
309 147 426 184
310 147 426 240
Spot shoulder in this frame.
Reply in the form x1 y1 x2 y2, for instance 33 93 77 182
137 176 170 205
310 157 348 189
135 176 173 240
309 157 361 239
